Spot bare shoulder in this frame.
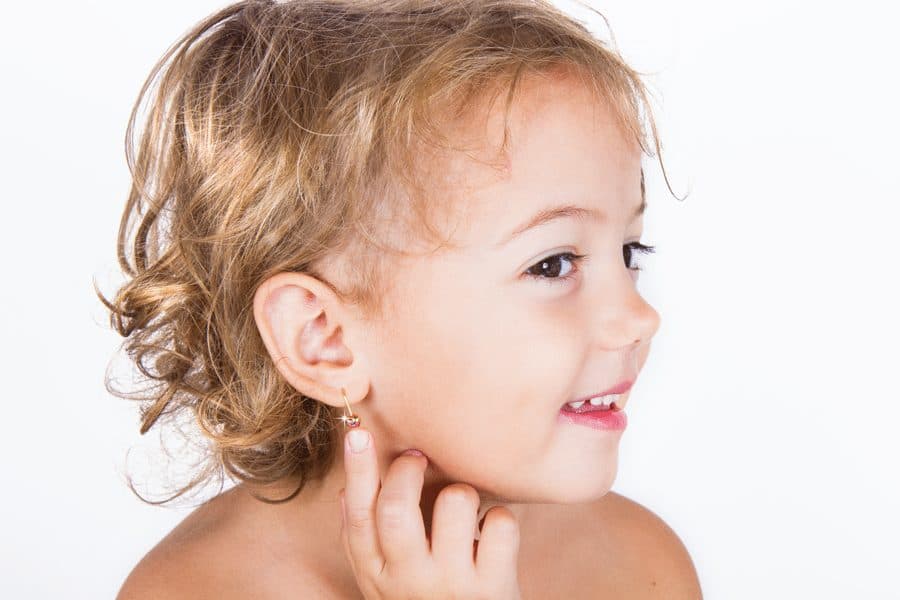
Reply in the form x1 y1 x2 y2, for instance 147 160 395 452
116 487 332 600
115 489 241 600
116 541 205 600
591 491 703 599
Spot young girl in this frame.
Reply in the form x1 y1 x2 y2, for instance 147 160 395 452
103 0 701 597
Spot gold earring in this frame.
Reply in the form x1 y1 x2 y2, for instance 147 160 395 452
339 387 360 428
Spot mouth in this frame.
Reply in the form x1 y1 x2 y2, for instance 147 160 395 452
560 380 633 413
560 395 624 414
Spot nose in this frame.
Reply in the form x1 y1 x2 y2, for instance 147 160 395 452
591 269 661 351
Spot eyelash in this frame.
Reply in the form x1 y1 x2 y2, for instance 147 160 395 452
523 242 656 285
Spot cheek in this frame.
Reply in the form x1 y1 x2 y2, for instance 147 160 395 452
369 275 587 467
365 298 487 430
422 303 584 453
498 299 588 396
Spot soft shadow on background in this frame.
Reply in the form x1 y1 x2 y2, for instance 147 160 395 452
1 1 897 598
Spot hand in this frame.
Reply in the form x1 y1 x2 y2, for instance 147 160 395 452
339 427 524 599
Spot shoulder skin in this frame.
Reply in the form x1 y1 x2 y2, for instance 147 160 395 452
594 491 704 599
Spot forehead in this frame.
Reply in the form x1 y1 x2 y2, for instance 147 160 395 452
425 69 643 246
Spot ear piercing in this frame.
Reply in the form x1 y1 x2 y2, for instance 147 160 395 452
339 386 360 428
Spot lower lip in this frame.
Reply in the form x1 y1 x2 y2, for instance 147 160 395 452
557 405 628 431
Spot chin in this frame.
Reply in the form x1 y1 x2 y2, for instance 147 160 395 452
542 465 620 504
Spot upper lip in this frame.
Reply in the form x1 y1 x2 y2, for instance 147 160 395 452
567 379 634 405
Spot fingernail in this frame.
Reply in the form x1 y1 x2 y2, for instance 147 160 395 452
347 429 369 453
402 449 424 457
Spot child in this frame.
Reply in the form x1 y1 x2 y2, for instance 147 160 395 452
102 0 701 597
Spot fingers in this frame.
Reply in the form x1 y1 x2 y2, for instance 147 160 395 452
474 506 521 583
430 483 480 575
341 427 432 587
340 425 520 596
338 488 363 585
341 428 386 577
375 450 431 570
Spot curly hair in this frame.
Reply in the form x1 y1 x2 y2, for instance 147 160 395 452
96 0 674 506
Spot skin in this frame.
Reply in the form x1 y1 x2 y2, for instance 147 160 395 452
248 68 660 594
117 69 685 599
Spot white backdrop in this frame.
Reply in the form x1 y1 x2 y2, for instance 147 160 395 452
1 1 897 598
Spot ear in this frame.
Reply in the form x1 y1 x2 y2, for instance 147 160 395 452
252 271 369 408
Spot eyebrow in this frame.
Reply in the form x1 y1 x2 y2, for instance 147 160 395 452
495 195 646 248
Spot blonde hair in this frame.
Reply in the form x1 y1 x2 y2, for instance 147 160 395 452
97 0 676 505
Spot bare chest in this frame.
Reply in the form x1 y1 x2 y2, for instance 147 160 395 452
248 518 628 600
187 495 644 599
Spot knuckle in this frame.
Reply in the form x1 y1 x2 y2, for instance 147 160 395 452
483 506 520 537
376 498 410 530
438 482 480 507
400 453 427 465
391 455 427 478
345 507 372 532
392 454 426 472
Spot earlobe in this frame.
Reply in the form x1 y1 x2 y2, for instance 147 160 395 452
252 272 357 407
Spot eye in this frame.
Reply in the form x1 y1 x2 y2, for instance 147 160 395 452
523 242 656 286
524 252 587 284
624 242 656 270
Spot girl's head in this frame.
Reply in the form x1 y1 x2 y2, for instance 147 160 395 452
102 0 670 505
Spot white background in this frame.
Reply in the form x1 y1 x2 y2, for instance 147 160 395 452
1 1 897 598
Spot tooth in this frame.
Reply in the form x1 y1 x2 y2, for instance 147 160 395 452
590 394 618 406
567 400 586 409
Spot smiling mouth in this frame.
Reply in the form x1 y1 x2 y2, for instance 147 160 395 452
562 379 634 411
560 397 622 414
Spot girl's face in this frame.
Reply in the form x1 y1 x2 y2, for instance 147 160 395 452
360 72 660 505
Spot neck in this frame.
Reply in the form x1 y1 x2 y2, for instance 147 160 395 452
233 438 532 590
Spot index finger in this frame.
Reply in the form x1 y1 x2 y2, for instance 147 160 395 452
341 428 386 576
